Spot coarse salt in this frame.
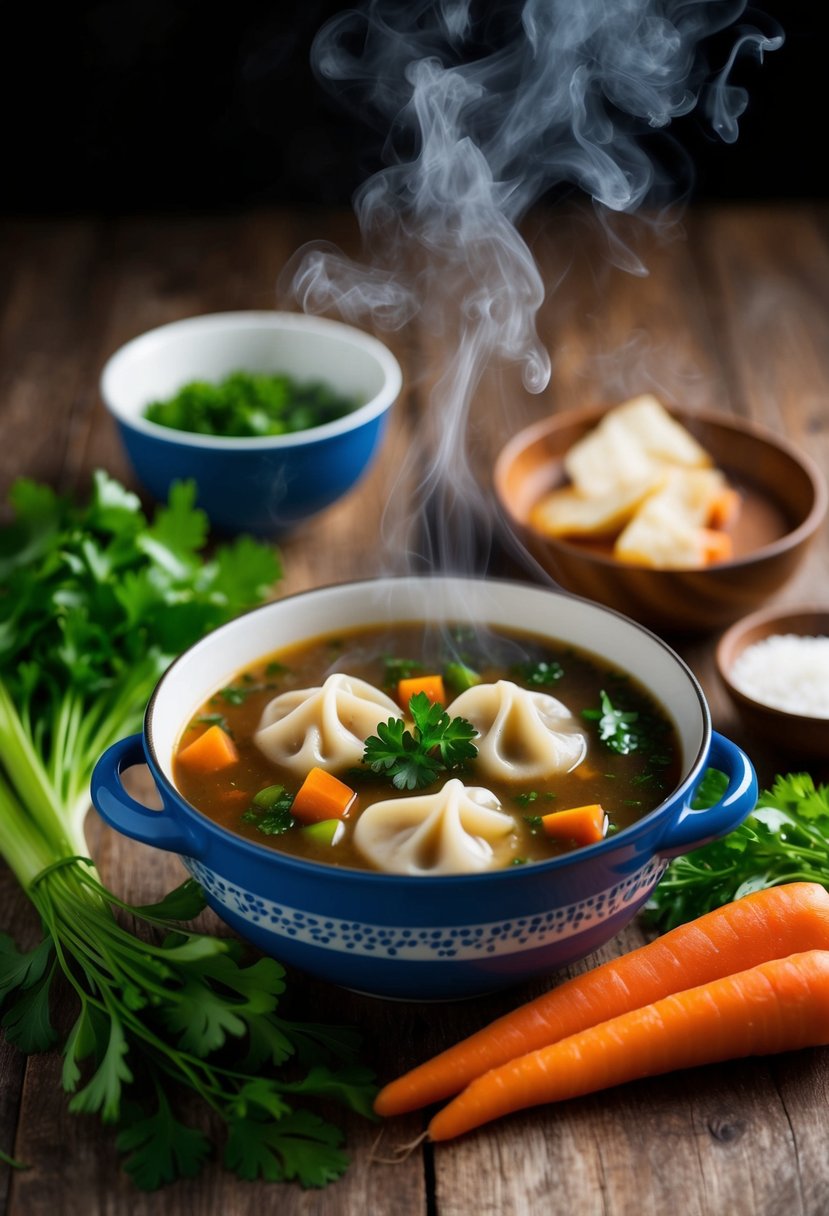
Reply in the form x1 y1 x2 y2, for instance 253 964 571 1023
729 633 829 718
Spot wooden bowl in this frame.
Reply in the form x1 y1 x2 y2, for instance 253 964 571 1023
716 606 829 761
494 405 827 633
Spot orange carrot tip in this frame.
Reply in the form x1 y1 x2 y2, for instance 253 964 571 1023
177 723 239 773
291 766 355 825
541 804 607 846
397 674 446 707
699 527 733 565
427 950 829 1141
707 486 741 530
373 882 829 1119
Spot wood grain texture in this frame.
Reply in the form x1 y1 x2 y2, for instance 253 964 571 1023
1 202 828 1215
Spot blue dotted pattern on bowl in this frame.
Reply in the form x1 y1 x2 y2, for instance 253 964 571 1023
186 855 666 960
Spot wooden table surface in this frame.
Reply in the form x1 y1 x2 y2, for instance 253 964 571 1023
1 202 828 1215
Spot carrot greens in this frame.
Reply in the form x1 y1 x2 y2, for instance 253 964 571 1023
0 472 376 1189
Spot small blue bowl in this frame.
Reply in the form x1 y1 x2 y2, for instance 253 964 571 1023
90 577 757 1001
99 311 402 536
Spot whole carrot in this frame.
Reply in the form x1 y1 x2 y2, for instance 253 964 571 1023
428 949 829 1141
375 882 829 1117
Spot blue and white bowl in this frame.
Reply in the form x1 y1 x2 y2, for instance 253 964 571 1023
99 311 402 536
91 577 757 1000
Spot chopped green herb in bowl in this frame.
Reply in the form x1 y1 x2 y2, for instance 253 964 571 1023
144 371 358 438
100 311 403 536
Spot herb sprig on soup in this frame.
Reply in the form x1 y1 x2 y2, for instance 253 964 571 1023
173 623 680 875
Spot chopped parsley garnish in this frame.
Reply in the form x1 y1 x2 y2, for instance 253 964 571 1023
362 692 478 790
196 713 231 734
515 790 557 807
382 656 425 687
631 771 658 786
510 659 564 687
515 791 539 807
243 785 296 836
144 370 357 438
583 690 641 754
219 681 273 706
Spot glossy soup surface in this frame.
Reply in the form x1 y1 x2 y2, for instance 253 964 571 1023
173 622 681 871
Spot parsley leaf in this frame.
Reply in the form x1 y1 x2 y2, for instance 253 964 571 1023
583 690 640 754
224 1109 349 1188
67 1016 133 1123
117 1095 210 1191
279 1063 379 1120
0 934 55 1002
362 692 478 790
1 965 58 1053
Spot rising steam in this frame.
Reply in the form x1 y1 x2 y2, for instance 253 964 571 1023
283 0 782 576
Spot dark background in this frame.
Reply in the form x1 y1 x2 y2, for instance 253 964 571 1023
2 1 824 216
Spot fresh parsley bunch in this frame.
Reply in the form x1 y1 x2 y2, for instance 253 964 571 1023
646 771 829 931
363 691 478 789
0 472 376 1189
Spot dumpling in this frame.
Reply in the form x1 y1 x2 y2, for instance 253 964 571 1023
254 673 400 775
448 680 586 783
353 778 517 875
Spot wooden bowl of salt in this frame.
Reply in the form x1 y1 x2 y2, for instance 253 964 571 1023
716 606 829 761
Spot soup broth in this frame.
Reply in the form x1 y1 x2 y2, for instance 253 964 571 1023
173 622 681 873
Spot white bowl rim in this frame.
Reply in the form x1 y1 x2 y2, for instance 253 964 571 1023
99 310 403 450
142 574 714 884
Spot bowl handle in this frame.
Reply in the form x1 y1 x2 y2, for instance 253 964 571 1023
658 732 757 858
91 734 202 858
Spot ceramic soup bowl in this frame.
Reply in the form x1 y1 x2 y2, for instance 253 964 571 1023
100 311 402 536
91 577 757 1000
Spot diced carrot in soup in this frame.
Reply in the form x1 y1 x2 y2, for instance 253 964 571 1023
177 724 239 773
398 674 446 707
292 767 356 824
541 804 607 846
